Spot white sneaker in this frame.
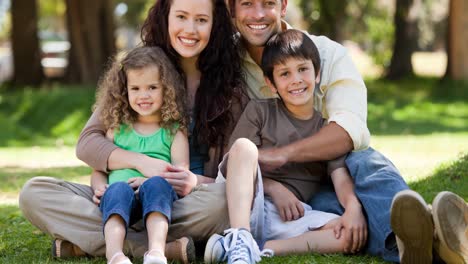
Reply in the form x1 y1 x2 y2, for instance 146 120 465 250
204 234 228 263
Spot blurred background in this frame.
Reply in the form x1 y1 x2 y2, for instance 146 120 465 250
1 0 467 84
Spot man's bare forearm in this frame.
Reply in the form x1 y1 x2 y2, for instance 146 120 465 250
283 122 353 162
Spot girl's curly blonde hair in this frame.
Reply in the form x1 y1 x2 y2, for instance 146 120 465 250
94 46 187 134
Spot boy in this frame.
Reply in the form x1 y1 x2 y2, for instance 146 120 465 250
204 29 367 264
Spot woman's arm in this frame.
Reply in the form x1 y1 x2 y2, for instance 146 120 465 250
76 109 170 175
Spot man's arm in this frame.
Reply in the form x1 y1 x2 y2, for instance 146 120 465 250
258 122 352 171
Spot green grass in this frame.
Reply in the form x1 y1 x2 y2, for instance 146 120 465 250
1 154 466 264
1 77 467 147
0 84 95 146
1 78 467 263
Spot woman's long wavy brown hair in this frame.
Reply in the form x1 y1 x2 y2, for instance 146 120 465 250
140 0 246 147
94 46 187 134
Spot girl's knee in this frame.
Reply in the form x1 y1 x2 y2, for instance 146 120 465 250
229 138 258 160
143 176 171 189
140 176 174 197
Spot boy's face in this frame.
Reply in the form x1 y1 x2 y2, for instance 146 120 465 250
233 0 287 47
266 57 320 111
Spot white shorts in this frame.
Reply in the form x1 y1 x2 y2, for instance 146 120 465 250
216 154 339 246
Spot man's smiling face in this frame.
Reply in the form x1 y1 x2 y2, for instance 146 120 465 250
233 0 287 47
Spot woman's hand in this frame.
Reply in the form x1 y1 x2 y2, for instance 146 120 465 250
134 155 171 178
161 165 198 197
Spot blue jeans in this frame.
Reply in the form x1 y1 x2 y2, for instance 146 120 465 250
100 176 178 233
308 147 409 263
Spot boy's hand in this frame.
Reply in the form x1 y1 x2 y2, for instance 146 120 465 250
92 184 108 205
128 177 147 190
269 183 304 221
333 204 367 253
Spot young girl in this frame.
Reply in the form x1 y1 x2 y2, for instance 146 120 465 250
90 46 189 264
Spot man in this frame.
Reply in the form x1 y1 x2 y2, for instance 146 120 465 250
228 0 467 263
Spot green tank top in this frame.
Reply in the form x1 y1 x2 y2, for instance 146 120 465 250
108 124 176 184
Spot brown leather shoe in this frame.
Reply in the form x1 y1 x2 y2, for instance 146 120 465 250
433 191 468 264
391 190 433 264
165 237 196 264
51 239 87 258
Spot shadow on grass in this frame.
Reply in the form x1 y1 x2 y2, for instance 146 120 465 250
366 77 468 135
0 166 92 193
408 153 468 202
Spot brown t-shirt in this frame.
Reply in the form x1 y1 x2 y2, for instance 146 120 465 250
229 99 346 202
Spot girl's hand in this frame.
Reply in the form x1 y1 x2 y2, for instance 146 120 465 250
127 177 147 190
161 165 197 197
333 203 367 253
92 184 108 205
269 182 304 221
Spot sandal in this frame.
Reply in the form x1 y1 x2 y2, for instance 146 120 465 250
144 249 167 264
108 252 132 264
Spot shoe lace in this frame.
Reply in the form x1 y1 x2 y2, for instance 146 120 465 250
223 228 262 263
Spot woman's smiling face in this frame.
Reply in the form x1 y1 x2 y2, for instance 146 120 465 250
168 0 214 60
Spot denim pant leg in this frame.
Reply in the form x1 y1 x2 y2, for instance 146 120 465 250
138 176 178 227
100 182 136 232
309 147 409 262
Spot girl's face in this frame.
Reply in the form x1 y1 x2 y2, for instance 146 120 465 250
127 66 164 121
168 0 213 60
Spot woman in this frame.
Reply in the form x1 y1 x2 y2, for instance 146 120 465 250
18 0 246 262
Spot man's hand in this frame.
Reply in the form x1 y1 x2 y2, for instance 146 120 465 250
135 156 171 177
258 147 288 172
269 181 304 221
333 203 367 253
127 177 147 190
161 165 197 197
92 184 108 205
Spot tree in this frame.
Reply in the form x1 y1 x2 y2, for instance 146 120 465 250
65 0 116 84
11 0 44 86
386 0 421 80
445 0 468 80
298 0 348 43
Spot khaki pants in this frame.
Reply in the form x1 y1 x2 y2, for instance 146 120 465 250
19 176 229 257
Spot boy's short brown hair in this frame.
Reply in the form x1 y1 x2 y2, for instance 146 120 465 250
261 29 321 84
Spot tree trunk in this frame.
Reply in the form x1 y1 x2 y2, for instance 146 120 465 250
316 0 347 43
445 0 468 80
65 0 116 84
386 0 421 80
298 0 347 43
11 0 43 86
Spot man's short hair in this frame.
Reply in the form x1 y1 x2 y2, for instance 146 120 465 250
261 29 321 83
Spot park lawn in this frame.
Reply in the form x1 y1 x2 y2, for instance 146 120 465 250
1 153 466 264
0 77 467 263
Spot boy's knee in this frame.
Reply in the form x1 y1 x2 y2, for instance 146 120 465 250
230 138 258 160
